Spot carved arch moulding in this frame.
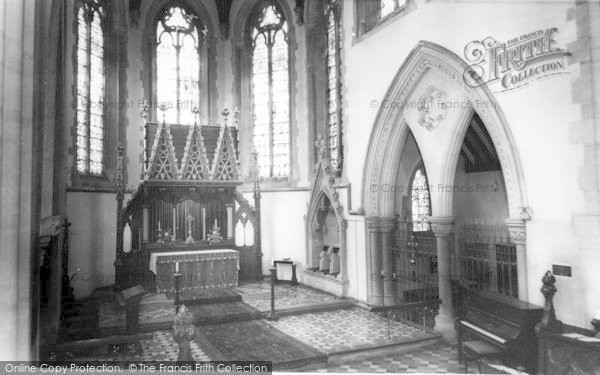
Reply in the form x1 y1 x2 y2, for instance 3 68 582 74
361 41 529 221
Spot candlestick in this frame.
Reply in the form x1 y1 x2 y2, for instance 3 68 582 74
186 214 195 244
173 207 177 240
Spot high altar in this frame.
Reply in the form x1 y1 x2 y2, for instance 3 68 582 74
114 106 262 294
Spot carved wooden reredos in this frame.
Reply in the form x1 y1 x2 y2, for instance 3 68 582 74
115 106 262 288
141 105 240 181
305 136 347 277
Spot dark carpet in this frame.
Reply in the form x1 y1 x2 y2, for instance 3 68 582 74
195 320 327 370
166 288 242 304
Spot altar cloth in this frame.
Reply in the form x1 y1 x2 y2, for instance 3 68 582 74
149 249 240 293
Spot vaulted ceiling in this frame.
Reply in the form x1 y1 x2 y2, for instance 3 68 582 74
460 113 501 173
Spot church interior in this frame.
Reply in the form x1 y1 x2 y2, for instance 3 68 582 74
2 0 600 373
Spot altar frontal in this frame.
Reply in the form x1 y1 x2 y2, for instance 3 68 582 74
150 249 240 293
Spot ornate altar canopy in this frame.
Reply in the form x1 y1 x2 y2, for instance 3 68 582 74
115 107 262 293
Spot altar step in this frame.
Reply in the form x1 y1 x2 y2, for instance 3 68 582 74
260 298 356 318
40 333 153 360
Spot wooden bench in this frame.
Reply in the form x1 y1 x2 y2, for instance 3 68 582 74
461 340 503 373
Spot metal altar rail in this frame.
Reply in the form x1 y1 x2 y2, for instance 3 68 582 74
372 299 441 331
458 219 518 298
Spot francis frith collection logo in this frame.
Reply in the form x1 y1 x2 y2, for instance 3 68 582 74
463 28 571 92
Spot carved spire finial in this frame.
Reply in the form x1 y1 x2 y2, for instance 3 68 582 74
159 103 168 124
140 100 150 121
115 143 125 200
191 105 200 127
221 108 230 128
233 107 240 128
315 134 327 160
538 270 562 332
253 150 261 198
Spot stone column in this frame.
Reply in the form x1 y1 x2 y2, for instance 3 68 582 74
366 217 396 306
506 218 528 300
429 216 455 320
337 220 349 291
0 0 38 360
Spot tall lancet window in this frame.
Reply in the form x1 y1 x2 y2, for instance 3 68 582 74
75 0 105 175
410 168 431 232
326 0 342 172
156 6 201 125
251 2 290 178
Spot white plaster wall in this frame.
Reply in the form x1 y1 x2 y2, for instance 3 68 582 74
341 0 590 326
242 190 310 275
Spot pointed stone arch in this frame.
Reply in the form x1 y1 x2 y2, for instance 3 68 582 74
361 41 528 220
361 41 530 307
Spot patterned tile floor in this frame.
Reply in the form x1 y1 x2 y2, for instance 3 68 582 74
75 330 210 362
267 307 437 354
98 282 340 328
73 284 493 373
72 306 501 373
234 282 339 311
313 342 487 374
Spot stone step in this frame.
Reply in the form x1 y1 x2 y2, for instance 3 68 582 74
41 332 153 360
262 299 356 317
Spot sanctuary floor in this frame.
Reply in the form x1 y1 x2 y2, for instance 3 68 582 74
60 282 495 373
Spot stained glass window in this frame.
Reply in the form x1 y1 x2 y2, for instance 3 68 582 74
380 0 406 19
251 3 290 178
326 0 342 172
76 0 105 175
411 168 431 232
156 6 201 125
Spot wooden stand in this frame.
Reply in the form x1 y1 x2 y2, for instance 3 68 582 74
267 268 278 321
174 273 182 313
273 259 298 285
116 285 146 334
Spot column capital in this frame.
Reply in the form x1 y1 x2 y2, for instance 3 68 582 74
365 216 396 232
505 218 526 245
428 216 455 237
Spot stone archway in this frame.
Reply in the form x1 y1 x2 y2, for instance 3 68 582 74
361 41 530 310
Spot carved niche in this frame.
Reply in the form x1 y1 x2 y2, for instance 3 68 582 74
305 136 346 274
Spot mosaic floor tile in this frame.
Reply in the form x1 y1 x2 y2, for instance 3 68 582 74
313 343 492 374
235 282 339 311
267 307 437 354
73 330 210 362
98 282 340 328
